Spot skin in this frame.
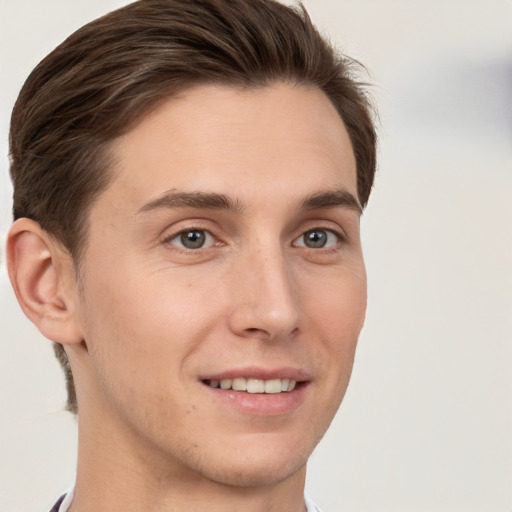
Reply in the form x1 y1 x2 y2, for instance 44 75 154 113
8 83 367 512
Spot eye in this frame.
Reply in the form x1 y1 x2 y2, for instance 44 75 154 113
167 229 215 250
295 228 339 249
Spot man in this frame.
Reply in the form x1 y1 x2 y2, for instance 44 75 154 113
6 0 376 510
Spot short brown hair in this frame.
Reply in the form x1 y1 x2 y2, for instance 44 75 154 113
9 0 377 414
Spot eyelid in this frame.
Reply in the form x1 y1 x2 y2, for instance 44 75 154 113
158 219 348 251
160 220 222 250
294 218 348 241
293 227 344 249
166 229 216 250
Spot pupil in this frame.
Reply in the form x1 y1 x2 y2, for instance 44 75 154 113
181 230 205 249
305 230 327 248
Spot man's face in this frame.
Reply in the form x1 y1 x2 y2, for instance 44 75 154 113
69 83 366 487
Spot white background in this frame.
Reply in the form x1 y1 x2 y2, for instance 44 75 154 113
1 1 511 511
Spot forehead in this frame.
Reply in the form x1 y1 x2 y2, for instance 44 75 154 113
102 83 357 214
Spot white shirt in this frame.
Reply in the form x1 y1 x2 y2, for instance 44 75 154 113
304 491 325 511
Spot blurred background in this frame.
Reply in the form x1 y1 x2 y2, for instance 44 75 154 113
1 1 511 510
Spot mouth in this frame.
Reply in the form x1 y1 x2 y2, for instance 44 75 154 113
199 367 311 415
202 377 298 394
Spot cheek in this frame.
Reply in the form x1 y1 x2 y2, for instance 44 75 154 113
310 264 367 337
75 270 224 443
78 262 221 394
307 266 367 385
301 271 366 446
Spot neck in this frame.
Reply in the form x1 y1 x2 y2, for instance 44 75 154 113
70 407 307 512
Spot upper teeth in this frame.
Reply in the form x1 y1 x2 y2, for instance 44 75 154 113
206 378 296 393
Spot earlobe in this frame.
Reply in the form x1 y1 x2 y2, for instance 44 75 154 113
6 218 83 345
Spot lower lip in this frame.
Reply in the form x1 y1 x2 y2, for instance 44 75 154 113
202 383 308 416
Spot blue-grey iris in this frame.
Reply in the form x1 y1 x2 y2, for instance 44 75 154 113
181 230 206 249
304 229 328 248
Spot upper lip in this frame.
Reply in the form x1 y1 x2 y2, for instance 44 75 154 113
200 366 311 382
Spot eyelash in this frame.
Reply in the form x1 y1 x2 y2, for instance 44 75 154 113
293 228 346 250
161 225 219 252
161 225 347 253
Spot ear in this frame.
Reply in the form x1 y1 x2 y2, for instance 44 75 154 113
6 218 83 345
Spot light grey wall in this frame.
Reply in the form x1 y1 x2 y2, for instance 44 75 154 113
1 1 511 511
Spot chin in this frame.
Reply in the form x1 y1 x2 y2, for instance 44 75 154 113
189 432 319 489
200 455 308 488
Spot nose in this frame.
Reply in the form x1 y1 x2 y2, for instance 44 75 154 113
227 245 300 341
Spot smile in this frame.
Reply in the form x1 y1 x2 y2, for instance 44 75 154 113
204 378 297 393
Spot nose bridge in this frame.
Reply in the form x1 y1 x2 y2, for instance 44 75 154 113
229 239 299 340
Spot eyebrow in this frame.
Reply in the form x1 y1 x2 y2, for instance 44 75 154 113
137 188 361 216
137 190 244 214
300 189 362 214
